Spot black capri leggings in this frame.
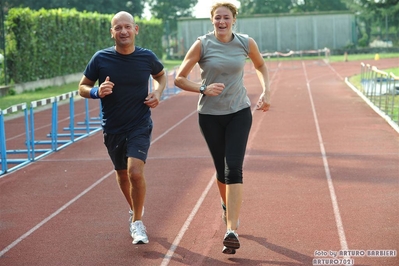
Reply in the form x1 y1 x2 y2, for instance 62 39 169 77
199 107 252 184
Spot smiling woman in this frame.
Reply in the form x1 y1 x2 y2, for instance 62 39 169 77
174 1 270 255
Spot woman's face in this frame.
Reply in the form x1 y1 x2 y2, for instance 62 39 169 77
212 6 236 36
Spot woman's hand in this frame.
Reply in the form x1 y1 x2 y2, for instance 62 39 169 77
204 83 225 96
256 91 271 112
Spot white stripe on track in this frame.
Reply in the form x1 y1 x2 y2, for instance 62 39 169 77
160 173 216 266
0 171 113 257
0 109 198 257
301 61 350 252
151 110 197 144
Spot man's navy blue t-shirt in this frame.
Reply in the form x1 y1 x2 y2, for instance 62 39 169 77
84 46 164 134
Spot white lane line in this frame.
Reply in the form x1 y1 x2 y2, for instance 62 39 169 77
160 173 216 266
0 170 113 257
0 109 198 257
151 110 197 144
301 61 349 252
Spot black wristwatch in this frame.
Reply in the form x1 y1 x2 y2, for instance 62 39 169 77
199 84 207 95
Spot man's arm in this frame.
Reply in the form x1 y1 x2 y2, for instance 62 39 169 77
79 75 114 99
152 70 167 97
78 75 97 98
144 70 166 108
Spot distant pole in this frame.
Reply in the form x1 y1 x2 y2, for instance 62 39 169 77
385 13 388 42
0 6 7 85
165 20 170 60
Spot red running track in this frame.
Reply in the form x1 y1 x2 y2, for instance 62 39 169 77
1 58 398 266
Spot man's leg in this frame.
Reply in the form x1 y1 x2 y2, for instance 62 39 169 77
125 157 149 244
127 157 146 221
115 169 132 210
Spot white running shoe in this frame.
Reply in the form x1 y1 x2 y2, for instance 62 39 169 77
129 207 145 234
130 220 149 244
222 246 236 255
223 229 240 250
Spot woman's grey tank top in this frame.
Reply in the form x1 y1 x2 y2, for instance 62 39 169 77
197 32 251 115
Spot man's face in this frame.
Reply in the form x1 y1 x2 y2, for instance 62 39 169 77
110 14 138 48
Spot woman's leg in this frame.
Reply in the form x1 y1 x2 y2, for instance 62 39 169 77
224 108 252 231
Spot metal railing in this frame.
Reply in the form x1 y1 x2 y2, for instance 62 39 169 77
360 62 399 125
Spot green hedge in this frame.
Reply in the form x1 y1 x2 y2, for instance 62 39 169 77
5 8 163 84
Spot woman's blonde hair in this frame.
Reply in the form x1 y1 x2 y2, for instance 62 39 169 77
210 2 238 19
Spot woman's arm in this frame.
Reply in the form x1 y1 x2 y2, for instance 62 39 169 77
174 40 224 96
248 37 271 112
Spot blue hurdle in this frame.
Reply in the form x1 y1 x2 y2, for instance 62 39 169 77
74 97 103 133
29 96 57 161
0 103 31 175
29 93 102 162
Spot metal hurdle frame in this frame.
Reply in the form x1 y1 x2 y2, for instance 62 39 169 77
60 91 102 147
28 93 102 162
29 96 57 161
388 73 399 124
0 103 31 175
74 97 103 134
54 91 82 145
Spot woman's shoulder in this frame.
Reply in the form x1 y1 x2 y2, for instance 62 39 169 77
233 32 250 52
198 31 215 41
233 32 249 41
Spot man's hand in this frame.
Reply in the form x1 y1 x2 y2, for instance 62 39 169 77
98 76 114 98
144 91 161 108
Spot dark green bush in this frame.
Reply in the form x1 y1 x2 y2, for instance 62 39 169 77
5 8 163 84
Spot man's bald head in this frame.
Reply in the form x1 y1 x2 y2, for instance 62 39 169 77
111 11 134 28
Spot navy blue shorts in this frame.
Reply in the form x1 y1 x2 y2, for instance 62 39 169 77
103 118 153 170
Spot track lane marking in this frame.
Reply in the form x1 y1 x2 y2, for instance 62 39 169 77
0 170 113 257
301 61 350 253
160 173 216 266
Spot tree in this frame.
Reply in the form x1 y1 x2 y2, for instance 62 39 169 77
147 0 197 30
146 0 196 58
291 0 348 12
239 0 348 15
239 0 293 15
342 0 399 46
2 0 145 18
